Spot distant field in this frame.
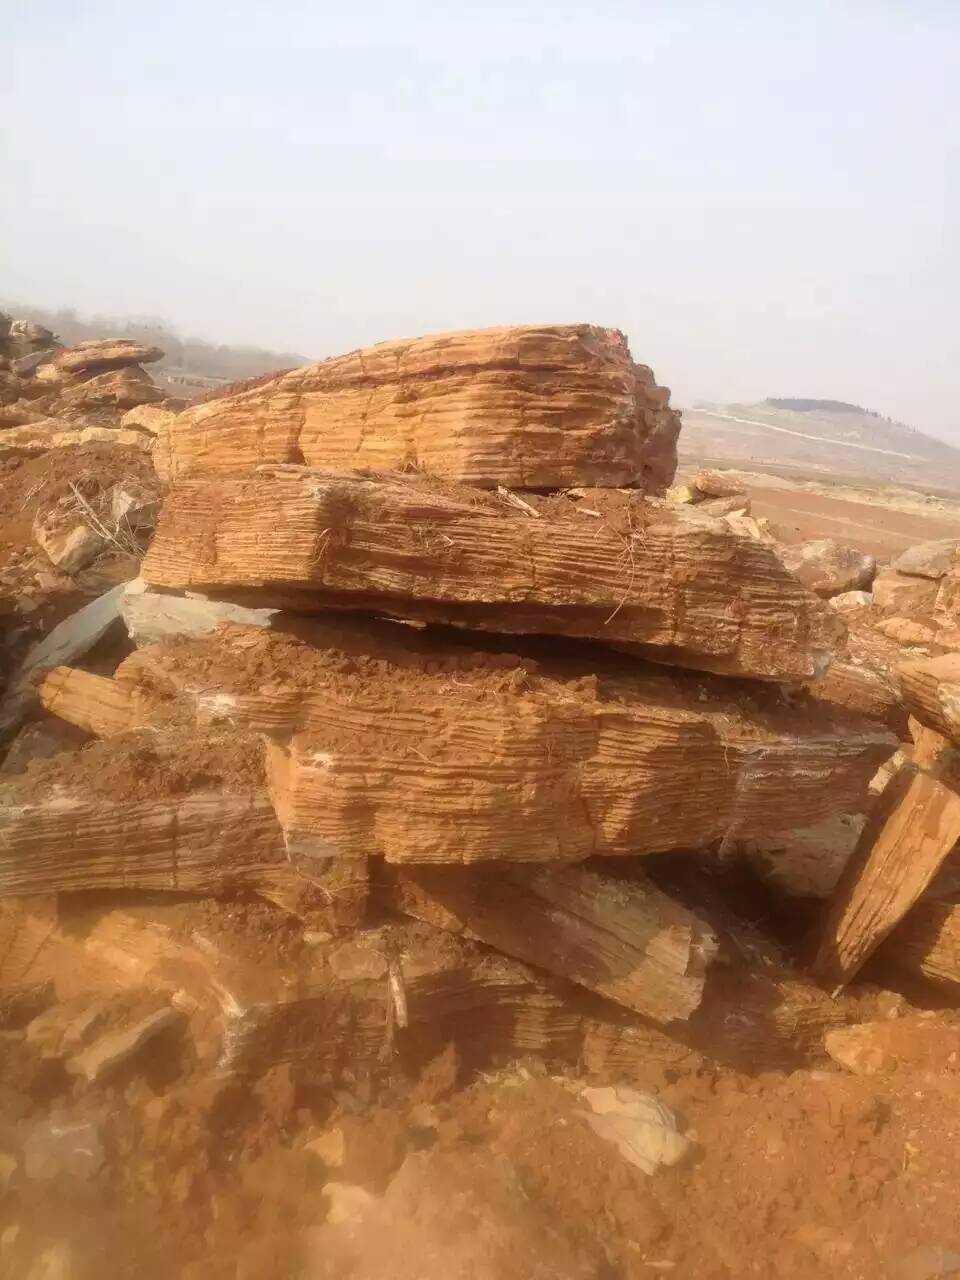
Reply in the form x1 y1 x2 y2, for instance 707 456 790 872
679 402 960 496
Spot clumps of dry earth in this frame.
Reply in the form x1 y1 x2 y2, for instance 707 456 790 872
5 319 960 1279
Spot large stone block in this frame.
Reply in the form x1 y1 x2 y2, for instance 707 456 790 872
142 468 844 682
40 623 895 865
153 324 680 492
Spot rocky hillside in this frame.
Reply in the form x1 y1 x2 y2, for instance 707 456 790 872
680 398 960 494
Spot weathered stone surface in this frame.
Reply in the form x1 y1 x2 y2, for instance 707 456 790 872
67 1007 183 1083
143 468 844 682
696 493 750 517
0 901 587 1079
119 403 177 435
0 583 127 737
898 653 960 743
383 863 718 1022
874 616 940 646
892 539 960 580
33 522 104 574
738 813 866 899
154 324 680 492
119 578 278 646
52 339 164 374
0 419 153 455
692 469 745 500
825 1016 960 1075
40 624 894 866
872 567 939 614
830 590 873 613
779 539 877 599
0 772 286 896
56 365 164 412
815 766 960 990
935 571 960 621
39 668 151 737
883 899 960 991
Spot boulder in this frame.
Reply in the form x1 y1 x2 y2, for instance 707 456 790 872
119 404 178 435
779 539 877 599
737 813 866 899
697 493 751 517
829 590 872 613
154 324 681 492
52 339 164 374
692 468 746 499
871 567 939 614
33 522 104 575
383 862 718 1022
897 652 960 742
892 538 960 579
55 365 164 412
825 1017 960 1075
143 469 844 683
874 617 939 646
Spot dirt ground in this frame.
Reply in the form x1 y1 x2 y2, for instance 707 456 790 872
675 466 960 561
5 1014 960 1280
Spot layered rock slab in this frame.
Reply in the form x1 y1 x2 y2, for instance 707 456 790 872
142 468 844 682
153 323 680 492
381 863 718 1022
40 622 896 865
0 727 367 926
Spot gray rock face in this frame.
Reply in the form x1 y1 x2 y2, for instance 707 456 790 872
0 583 127 737
119 579 278 646
892 538 960 580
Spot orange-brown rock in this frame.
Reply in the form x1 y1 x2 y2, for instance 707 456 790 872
39 623 896 865
38 667 156 737
382 863 717 1022
56 365 164 413
142 468 844 682
899 653 960 743
0 419 154 455
882 898 960 991
153 324 680 491
871 567 939 614
824 1016 960 1075
52 339 164 374
0 727 366 927
815 765 960 990
0 900 586 1079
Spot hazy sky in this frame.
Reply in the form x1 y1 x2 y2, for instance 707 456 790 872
4 2 957 437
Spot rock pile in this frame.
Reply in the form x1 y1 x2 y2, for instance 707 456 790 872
1 321 904 1064
7 321 960 1275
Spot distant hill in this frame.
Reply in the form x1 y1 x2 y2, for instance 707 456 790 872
2 302 308 396
679 399 960 495
765 397 876 415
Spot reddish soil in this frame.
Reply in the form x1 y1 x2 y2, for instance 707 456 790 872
745 483 960 561
0 443 155 563
6 726 265 804
4 1026 960 1279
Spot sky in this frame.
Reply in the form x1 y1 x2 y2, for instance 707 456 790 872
3 2 957 438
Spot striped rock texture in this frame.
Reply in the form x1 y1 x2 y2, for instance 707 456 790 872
142 468 844 682
39 622 896 866
153 324 680 492
0 726 366 928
